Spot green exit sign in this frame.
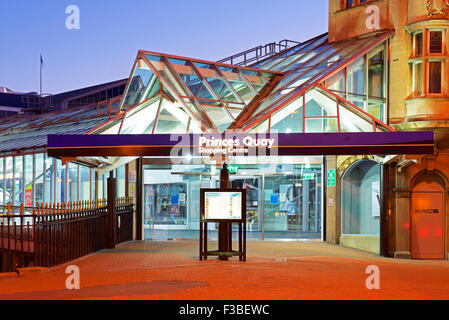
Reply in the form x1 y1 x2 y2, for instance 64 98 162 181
228 165 239 173
302 173 315 180
327 169 336 187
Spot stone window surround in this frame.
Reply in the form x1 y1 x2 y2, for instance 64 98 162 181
407 20 449 99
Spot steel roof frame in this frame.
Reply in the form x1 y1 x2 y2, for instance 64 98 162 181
238 30 395 131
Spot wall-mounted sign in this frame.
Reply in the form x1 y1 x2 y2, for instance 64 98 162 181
228 165 239 173
327 169 336 187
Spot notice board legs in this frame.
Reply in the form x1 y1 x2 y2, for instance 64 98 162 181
199 221 246 262
204 222 208 260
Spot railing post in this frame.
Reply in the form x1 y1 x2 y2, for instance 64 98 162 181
106 178 116 249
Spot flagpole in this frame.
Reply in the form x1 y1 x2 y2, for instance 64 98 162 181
40 55 42 96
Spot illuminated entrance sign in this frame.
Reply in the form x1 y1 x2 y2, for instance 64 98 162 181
47 132 435 158
198 136 275 156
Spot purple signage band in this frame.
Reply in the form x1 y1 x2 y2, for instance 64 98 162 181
47 132 435 157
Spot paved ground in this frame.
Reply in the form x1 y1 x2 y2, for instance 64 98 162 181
1 240 449 300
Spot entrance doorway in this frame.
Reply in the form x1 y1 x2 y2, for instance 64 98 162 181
410 175 445 259
142 160 323 241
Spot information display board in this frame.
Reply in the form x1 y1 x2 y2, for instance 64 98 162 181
201 189 246 222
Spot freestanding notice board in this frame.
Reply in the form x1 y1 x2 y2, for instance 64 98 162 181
199 189 247 261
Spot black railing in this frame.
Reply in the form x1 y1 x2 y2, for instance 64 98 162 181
0 197 134 273
217 39 301 67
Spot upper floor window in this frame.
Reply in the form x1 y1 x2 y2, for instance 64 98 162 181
429 61 442 94
409 28 446 97
429 30 443 54
343 0 376 9
414 32 423 56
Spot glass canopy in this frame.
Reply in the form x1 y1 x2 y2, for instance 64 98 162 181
232 30 394 131
91 30 395 136
114 51 283 133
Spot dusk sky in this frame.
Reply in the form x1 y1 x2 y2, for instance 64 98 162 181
0 1 328 94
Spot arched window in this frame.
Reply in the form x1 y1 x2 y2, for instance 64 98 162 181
341 160 381 235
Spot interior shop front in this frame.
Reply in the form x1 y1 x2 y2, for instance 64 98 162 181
143 156 323 241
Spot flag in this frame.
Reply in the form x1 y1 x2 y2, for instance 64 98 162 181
40 55 44 68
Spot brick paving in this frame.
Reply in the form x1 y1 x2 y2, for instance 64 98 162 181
1 240 449 300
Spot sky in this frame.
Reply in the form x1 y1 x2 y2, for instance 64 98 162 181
0 0 328 94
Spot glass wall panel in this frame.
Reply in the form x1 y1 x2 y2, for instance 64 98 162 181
120 99 159 134
4 157 12 206
24 155 33 207
347 56 366 109
251 119 269 133
341 160 380 235
55 159 66 203
154 103 188 134
327 69 346 99
14 156 23 205
67 163 78 202
0 158 3 207
143 161 323 241
368 46 386 121
117 165 126 197
263 165 322 239
79 165 90 201
90 169 95 201
122 60 159 109
34 154 44 204
44 155 55 203
103 172 109 200
98 173 103 200
271 98 303 133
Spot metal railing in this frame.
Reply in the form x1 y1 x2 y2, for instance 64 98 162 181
0 197 134 273
217 39 301 67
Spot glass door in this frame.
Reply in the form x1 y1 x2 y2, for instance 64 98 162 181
230 176 263 234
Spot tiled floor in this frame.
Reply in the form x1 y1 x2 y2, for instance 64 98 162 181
1 240 449 300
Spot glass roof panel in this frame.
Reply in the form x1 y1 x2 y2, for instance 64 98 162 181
202 105 234 133
154 105 186 133
118 52 283 132
121 59 160 111
120 98 160 134
193 62 242 103
255 34 329 70
242 32 392 126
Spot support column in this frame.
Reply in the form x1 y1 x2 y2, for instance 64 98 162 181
136 157 144 241
325 156 340 244
381 164 391 257
394 169 411 259
218 163 230 261
106 177 117 249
